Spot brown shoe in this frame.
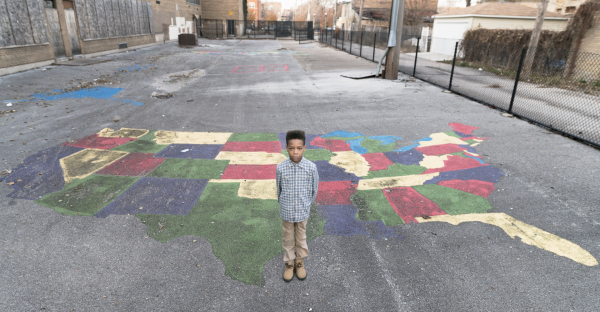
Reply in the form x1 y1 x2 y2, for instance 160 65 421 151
295 258 306 280
283 262 294 282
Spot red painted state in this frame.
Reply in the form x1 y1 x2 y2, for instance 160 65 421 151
221 141 282 153
315 181 356 205
416 144 467 156
96 153 165 177
423 155 488 174
438 179 496 198
310 137 352 152
221 164 277 180
63 134 135 150
362 153 393 171
449 123 478 135
384 187 446 223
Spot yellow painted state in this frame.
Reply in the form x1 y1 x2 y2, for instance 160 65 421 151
238 180 277 200
153 130 232 145
329 151 370 177
60 149 129 183
214 151 287 165
208 179 277 200
418 132 468 147
97 128 149 138
357 173 440 190
415 213 598 267
419 155 449 169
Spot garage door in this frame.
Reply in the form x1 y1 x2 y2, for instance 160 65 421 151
431 21 469 56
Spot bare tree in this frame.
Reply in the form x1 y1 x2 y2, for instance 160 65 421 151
404 0 437 25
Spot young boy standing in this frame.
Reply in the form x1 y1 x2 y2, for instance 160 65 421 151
276 130 319 282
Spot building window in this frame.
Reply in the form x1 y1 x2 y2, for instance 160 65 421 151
556 8 562 13
186 0 200 5
565 6 576 13
249 2 255 8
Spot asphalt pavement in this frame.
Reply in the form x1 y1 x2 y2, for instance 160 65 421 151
0 38 599 311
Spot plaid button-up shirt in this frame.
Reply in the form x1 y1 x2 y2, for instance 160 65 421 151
276 157 319 222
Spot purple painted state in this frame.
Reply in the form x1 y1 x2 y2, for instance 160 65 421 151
314 160 361 183
454 131 472 138
383 149 424 166
154 144 223 159
318 205 402 239
424 165 505 184
278 133 324 149
5 145 83 199
95 177 208 218
459 144 478 154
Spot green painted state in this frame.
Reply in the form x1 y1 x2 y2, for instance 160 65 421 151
137 182 325 286
147 159 229 179
111 131 168 153
227 133 279 142
444 131 464 139
360 138 398 153
36 175 139 216
463 139 477 145
364 164 427 179
412 184 494 215
281 149 334 161
352 189 404 226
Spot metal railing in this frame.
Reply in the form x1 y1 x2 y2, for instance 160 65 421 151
319 31 600 149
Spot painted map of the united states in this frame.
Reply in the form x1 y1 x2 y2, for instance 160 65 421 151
5 123 596 286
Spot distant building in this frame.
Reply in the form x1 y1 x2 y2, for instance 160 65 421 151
261 2 282 20
247 0 261 22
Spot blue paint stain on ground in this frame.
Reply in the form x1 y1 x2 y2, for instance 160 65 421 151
95 177 208 217
413 137 433 143
318 204 402 239
323 130 364 138
424 166 505 184
154 144 223 159
29 87 143 106
384 150 424 165
5 145 83 199
117 64 155 73
314 161 361 183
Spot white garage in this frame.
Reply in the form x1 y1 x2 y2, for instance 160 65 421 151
431 2 568 57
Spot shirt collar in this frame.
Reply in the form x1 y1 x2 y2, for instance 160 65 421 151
288 157 308 169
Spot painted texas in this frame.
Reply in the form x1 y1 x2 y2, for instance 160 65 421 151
4 123 597 286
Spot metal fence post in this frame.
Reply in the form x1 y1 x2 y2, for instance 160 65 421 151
449 42 459 90
336 30 338 48
342 31 345 51
509 48 527 114
350 31 353 54
413 37 420 77
372 33 377 61
360 30 363 57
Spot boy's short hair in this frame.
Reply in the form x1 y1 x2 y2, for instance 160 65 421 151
286 130 306 146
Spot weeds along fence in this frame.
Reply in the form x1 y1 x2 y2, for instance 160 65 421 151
319 32 600 149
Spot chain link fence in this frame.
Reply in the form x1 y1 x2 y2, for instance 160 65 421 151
318 30 600 149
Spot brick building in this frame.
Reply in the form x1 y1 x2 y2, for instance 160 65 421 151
247 0 261 22
261 2 281 20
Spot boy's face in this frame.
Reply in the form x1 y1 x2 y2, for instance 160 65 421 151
286 139 305 163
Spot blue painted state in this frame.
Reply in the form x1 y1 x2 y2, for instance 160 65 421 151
367 135 403 145
464 154 485 164
459 144 478 154
95 177 208 217
413 137 433 143
454 131 472 138
29 87 143 106
154 144 223 159
5 145 83 200
347 138 368 154
277 133 324 149
323 130 364 138
424 165 505 184
318 204 402 239
314 160 361 183
383 149 424 166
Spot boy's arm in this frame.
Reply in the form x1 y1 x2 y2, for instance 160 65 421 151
276 167 282 203
311 167 319 204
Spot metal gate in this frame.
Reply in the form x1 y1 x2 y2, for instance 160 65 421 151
227 20 235 36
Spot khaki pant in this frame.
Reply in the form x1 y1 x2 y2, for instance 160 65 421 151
282 219 309 264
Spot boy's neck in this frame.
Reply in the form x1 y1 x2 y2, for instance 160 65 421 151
291 157 302 164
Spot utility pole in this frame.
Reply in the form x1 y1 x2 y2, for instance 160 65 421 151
384 0 405 79
522 0 549 77
357 0 364 31
334 0 337 29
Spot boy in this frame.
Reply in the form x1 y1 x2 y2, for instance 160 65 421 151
276 130 319 282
